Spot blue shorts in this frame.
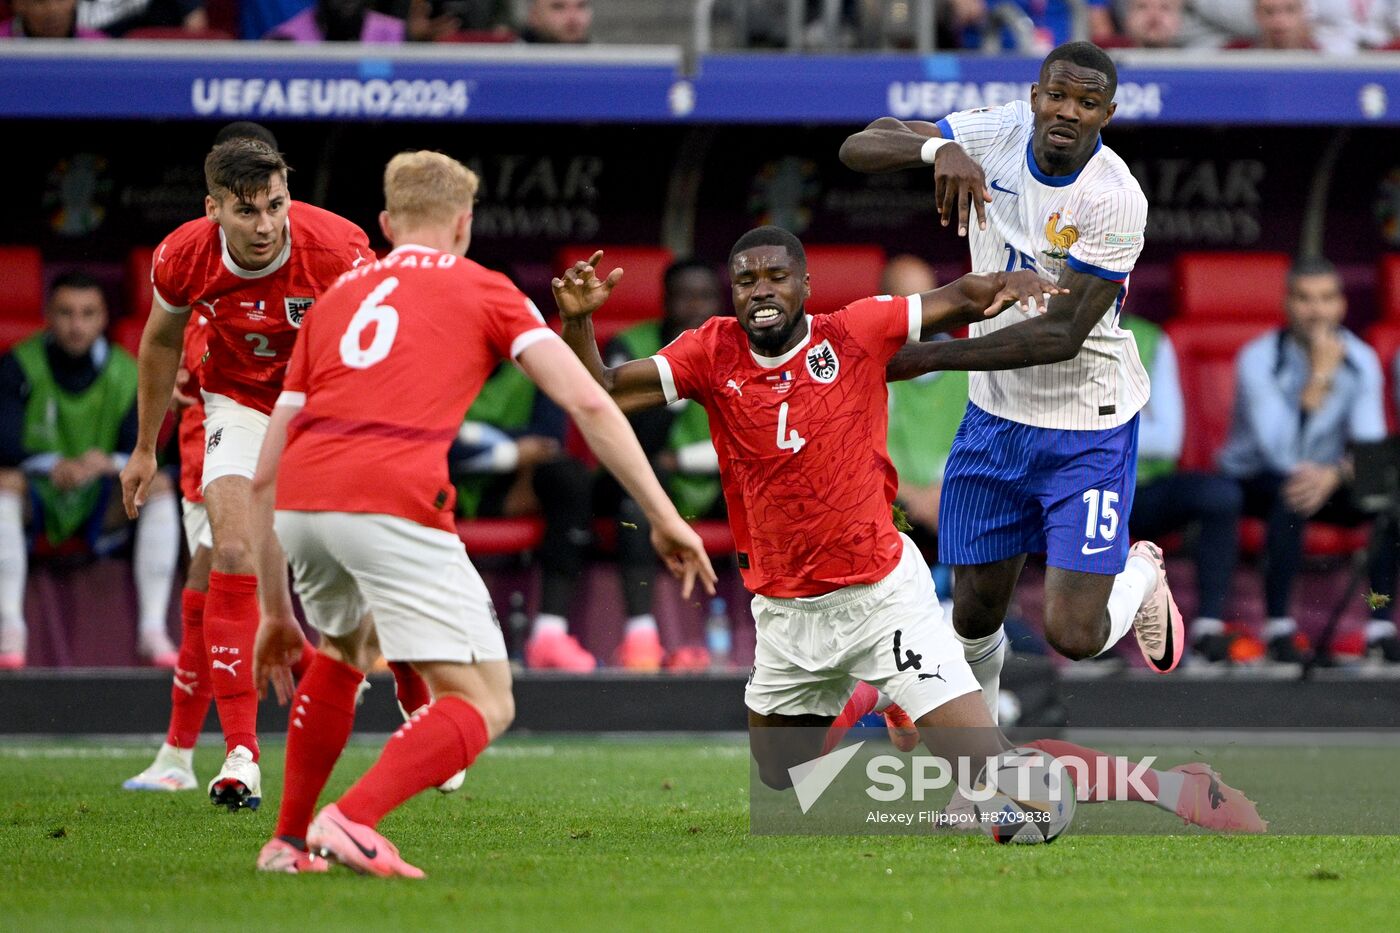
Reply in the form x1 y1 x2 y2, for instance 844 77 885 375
938 403 1139 575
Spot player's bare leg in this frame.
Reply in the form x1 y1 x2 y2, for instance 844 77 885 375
0 469 31 669
747 709 837 790
201 475 266 809
1044 544 1183 673
307 658 512 878
949 556 1024 722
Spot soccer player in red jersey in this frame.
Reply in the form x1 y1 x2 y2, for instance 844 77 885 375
120 138 374 811
248 151 715 876
554 228 1266 834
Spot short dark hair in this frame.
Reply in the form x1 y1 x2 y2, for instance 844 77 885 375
48 271 103 295
728 226 806 270
213 121 279 151
1289 256 1339 287
663 259 715 297
1040 41 1117 100
204 138 290 203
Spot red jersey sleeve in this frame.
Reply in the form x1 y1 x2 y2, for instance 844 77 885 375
150 234 193 312
341 226 375 273
479 271 553 361
835 295 921 364
654 318 719 405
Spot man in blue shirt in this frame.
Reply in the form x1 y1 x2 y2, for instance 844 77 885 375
1219 257 1399 664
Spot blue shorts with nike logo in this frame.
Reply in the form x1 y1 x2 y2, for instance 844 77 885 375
937 402 1139 575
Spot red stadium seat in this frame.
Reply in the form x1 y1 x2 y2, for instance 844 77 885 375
803 244 887 315
455 518 545 556
1378 255 1400 321
126 246 156 319
1174 252 1290 321
0 245 44 326
553 246 672 350
113 315 146 358
123 26 236 40
1165 318 1277 471
0 320 41 353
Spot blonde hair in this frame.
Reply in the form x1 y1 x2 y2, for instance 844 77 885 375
383 151 478 226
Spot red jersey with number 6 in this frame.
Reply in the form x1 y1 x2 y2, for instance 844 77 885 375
654 296 922 598
275 245 555 532
151 201 373 415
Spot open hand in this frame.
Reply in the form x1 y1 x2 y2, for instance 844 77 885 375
933 145 992 237
253 610 306 706
982 270 1067 318
551 250 624 323
650 516 718 600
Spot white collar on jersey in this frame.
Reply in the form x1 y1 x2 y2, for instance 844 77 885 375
748 315 814 369
219 218 292 280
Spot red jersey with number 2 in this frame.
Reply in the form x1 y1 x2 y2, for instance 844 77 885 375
276 245 556 533
151 201 373 415
655 296 921 598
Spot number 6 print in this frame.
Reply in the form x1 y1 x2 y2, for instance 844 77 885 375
340 277 401 369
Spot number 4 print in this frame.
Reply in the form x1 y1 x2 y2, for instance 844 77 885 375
775 401 806 453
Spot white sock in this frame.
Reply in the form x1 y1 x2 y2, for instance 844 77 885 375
1151 769 1185 812
1264 617 1297 641
625 614 658 635
1097 554 1156 656
1190 617 1225 639
1366 619 1397 643
532 613 568 639
0 491 26 649
955 628 1005 724
134 491 179 636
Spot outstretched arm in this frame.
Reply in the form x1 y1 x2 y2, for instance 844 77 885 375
553 252 671 415
840 118 990 235
914 270 1066 338
887 268 1119 380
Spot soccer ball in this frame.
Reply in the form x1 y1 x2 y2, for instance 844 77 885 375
971 747 1077 844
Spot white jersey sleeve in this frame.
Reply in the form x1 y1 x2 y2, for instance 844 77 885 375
936 102 1027 164
1067 186 1149 283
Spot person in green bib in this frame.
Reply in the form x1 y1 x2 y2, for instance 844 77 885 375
451 358 597 672
1121 313 1245 664
0 273 181 669
599 259 726 671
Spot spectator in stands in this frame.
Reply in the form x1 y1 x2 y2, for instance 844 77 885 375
266 0 405 41
1108 0 1185 48
405 0 513 42
2 0 105 36
600 260 725 671
1309 0 1399 53
1121 314 1245 664
0 273 180 670
519 0 590 43
966 0 1115 52
77 0 208 37
883 256 964 604
1173 0 1254 47
1225 0 1321 49
1218 257 1399 664
451 364 597 671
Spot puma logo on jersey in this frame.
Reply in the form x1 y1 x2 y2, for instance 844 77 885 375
725 379 745 397
212 659 242 676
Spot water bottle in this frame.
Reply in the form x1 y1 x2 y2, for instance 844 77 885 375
506 591 529 661
705 597 731 669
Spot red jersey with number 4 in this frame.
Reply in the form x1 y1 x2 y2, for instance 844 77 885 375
276 245 555 532
177 315 210 504
656 296 921 598
151 201 373 414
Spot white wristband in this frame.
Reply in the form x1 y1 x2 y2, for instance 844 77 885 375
920 136 951 165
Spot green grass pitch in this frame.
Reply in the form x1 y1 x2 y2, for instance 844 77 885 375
3 736 1399 932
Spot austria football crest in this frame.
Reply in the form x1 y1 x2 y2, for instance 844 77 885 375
805 339 839 383
284 297 313 328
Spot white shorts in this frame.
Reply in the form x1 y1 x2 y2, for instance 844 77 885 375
201 391 270 490
744 535 980 721
180 499 211 556
274 510 507 664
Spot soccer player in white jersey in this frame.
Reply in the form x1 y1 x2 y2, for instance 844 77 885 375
840 41 1182 721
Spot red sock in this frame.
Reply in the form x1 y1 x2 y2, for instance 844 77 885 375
291 638 317 681
822 682 880 754
205 570 260 760
275 651 363 842
389 662 431 716
166 589 213 749
1024 738 1160 803
337 696 489 828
